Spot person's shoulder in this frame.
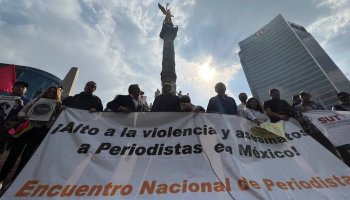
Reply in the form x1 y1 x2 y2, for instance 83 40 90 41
91 95 102 102
71 92 84 98
114 95 131 102
263 99 274 107
92 94 101 99
264 99 273 104
227 95 235 101
118 94 131 99
332 104 345 111
281 99 290 104
209 96 219 101
172 94 180 100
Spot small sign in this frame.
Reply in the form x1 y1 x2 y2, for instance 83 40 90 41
26 98 57 121
0 95 19 124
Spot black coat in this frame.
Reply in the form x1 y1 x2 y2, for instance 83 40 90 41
62 92 103 111
106 95 143 112
151 94 181 112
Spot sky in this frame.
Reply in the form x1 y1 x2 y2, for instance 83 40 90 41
0 0 349 108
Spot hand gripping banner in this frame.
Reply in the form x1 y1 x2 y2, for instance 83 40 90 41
4 108 350 199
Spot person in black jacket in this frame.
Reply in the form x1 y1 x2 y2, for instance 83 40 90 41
106 84 145 112
62 81 103 112
151 83 180 112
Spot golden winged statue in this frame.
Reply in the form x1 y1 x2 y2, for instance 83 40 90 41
158 3 173 24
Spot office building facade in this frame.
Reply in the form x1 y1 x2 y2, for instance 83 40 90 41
239 15 350 108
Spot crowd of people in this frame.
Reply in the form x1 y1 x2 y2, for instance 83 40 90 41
0 79 349 194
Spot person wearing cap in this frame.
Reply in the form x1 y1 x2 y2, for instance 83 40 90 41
263 88 293 123
207 82 237 115
291 94 301 107
62 81 103 112
332 92 350 111
106 84 147 112
293 91 323 124
151 83 181 112
0 81 31 153
294 91 341 159
295 91 324 112
2 81 31 122
0 86 63 190
293 91 324 122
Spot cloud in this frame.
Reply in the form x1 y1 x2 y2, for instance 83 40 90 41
307 0 350 80
316 0 349 9
308 0 350 45
0 1 163 100
1 0 347 108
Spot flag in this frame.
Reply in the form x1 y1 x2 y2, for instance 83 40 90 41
0 65 16 93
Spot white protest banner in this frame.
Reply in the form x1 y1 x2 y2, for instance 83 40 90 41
26 98 57 121
3 108 350 199
303 110 350 147
0 95 18 123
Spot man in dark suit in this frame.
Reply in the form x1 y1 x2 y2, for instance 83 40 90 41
106 84 144 112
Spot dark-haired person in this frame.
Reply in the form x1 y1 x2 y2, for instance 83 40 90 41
291 94 301 107
0 81 31 153
263 89 293 123
179 95 195 112
244 98 269 126
0 81 30 123
332 92 350 111
237 93 247 117
207 82 237 115
62 81 103 112
106 84 146 112
0 86 62 190
295 91 324 112
151 83 181 112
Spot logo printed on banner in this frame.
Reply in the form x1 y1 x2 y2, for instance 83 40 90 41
304 110 350 147
318 114 345 124
32 103 53 115
317 114 350 129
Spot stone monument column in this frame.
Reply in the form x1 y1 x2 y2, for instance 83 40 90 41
158 3 178 94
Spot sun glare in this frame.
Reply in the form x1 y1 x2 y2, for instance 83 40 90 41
199 63 215 81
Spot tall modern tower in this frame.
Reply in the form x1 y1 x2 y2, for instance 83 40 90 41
239 15 350 109
158 3 178 94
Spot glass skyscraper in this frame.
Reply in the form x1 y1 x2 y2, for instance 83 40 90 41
239 15 350 109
